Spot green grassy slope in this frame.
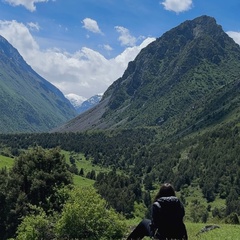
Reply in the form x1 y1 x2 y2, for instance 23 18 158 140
0 35 77 133
0 155 14 168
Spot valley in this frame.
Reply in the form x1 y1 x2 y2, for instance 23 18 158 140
0 15 240 239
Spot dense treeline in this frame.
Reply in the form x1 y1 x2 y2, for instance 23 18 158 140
0 128 155 163
0 125 240 223
183 126 240 212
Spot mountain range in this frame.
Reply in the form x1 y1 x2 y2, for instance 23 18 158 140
0 35 77 133
2 15 240 138
66 93 102 114
54 15 240 139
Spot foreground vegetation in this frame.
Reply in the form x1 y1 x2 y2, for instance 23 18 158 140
0 125 240 239
0 148 126 239
1 149 240 240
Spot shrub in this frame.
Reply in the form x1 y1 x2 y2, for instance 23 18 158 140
225 212 239 224
16 208 55 240
55 186 127 240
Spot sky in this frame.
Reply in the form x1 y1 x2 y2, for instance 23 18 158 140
0 0 240 101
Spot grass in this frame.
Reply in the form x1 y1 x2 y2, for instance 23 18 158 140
185 222 240 240
125 221 240 240
0 155 14 169
61 150 111 187
73 174 94 187
62 150 110 175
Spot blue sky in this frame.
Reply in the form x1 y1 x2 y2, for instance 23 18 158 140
0 0 240 101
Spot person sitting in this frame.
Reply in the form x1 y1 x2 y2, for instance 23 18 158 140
127 183 188 240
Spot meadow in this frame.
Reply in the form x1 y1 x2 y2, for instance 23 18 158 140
0 154 14 168
184 222 240 240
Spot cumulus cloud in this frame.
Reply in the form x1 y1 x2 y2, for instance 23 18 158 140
161 0 193 13
227 31 240 45
114 37 155 65
0 20 39 54
115 26 137 47
4 0 49 12
82 18 102 34
0 20 155 98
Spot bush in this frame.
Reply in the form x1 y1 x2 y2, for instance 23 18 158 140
225 212 240 224
16 208 55 240
189 200 208 223
55 186 127 239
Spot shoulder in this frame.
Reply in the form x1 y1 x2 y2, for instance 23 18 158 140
154 196 182 207
155 196 179 203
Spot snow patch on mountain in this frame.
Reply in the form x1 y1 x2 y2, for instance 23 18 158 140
66 93 103 114
65 93 87 108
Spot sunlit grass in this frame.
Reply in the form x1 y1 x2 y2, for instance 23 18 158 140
73 174 94 187
126 222 240 240
62 150 109 175
0 155 14 169
185 222 240 240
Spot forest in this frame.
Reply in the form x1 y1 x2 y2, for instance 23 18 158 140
0 124 240 239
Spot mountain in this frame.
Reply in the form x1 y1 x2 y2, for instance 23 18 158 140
54 15 240 136
65 93 87 110
0 35 77 133
76 94 102 114
66 93 102 114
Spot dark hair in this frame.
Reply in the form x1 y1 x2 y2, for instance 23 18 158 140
154 183 176 201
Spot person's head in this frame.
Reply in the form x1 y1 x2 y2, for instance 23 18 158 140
154 183 176 201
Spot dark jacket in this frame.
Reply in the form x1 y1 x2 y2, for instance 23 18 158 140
151 196 188 240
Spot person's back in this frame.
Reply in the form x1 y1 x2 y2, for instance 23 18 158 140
152 196 187 240
126 183 188 240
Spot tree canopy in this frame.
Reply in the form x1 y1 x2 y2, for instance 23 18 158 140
0 147 73 239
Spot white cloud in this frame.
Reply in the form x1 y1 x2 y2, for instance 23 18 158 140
227 31 240 45
115 26 137 47
103 44 113 51
114 37 155 65
4 0 49 12
27 22 40 31
0 20 155 98
82 18 102 34
161 0 193 13
0 20 40 54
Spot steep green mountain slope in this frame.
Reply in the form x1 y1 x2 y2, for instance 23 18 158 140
0 35 77 133
55 15 240 137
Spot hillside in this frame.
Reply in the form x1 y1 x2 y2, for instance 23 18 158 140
54 15 240 138
0 35 77 133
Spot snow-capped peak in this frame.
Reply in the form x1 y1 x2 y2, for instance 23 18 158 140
65 93 103 114
65 93 87 108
